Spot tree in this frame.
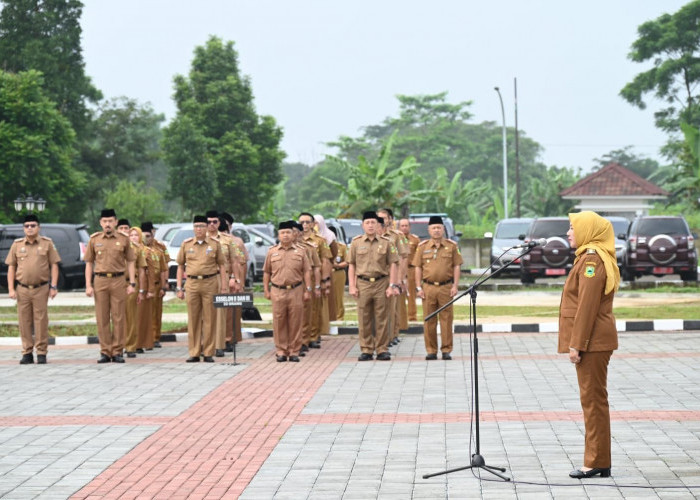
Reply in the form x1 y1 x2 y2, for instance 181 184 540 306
0 0 102 136
162 36 285 218
321 133 422 216
80 97 166 218
592 146 661 179
0 69 85 223
103 180 167 224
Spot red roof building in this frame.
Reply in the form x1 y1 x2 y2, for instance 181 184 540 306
560 162 668 218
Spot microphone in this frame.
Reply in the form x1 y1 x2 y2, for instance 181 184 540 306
513 238 547 249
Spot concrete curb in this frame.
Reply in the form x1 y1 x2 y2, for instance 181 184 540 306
2 320 697 346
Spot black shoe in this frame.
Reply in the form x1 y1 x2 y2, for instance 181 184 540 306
299 351 306 357
136 348 145 354
309 341 321 349
112 355 125 363
126 352 136 358
185 356 200 363
425 353 438 360
442 353 452 360
97 354 111 364
225 342 233 352
300 344 309 352
376 352 391 361
19 353 34 365
215 349 225 357
289 356 300 362
358 353 373 361
145 348 153 351
154 342 162 348
569 467 611 479
37 355 47 364
202 356 214 363
276 355 288 362
394 337 401 343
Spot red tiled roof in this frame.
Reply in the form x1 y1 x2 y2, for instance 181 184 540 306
560 162 668 197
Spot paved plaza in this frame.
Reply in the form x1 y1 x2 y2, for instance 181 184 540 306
1 327 700 499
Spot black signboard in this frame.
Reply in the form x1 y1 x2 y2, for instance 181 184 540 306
213 293 253 308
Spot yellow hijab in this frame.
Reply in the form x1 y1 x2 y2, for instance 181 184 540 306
569 211 620 295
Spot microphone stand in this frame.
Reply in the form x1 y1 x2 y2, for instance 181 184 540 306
423 244 537 481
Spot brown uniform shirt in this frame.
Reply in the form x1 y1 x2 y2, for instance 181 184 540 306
5 236 61 284
299 241 321 269
303 233 332 262
406 233 420 266
413 238 463 282
84 231 135 272
263 244 311 286
211 232 238 274
386 228 409 259
347 234 399 277
140 245 159 294
176 237 226 276
334 241 348 267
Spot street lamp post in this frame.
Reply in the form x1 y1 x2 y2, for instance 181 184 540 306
494 87 508 220
14 195 46 213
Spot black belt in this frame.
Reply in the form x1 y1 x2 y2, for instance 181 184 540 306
423 278 454 286
322 277 331 283
16 281 48 289
270 281 302 289
95 272 124 278
357 275 388 282
188 273 218 280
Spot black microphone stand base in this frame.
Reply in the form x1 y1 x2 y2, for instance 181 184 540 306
422 453 510 480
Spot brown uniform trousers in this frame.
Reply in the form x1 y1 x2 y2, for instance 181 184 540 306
356 278 390 355
306 233 331 342
84 231 135 357
300 241 321 346
227 237 247 345
150 241 168 344
16 286 50 355
559 251 617 469
264 243 310 356
125 280 139 352
405 234 420 321
331 243 347 320
413 238 463 355
386 229 409 340
137 246 158 350
5 235 61 356
213 233 237 351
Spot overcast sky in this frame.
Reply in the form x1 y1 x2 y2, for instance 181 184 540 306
81 0 689 171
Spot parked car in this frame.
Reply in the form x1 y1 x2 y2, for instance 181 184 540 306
337 219 363 245
325 218 347 245
519 217 575 284
154 223 190 245
0 223 89 290
247 222 276 240
487 217 534 275
409 213 462 243
245 226 276 282
621 215 697 282
164 222 270 288
604 216 631 268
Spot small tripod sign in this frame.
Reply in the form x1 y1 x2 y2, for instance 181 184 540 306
213 293 253 366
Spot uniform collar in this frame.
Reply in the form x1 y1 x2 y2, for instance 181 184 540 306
23 236 39 245
429 238 445 248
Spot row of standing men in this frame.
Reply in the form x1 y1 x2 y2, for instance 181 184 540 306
263 209 463 362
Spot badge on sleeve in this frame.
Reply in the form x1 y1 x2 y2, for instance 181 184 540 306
584 265 595 278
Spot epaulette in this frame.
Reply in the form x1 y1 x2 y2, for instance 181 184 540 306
182 237 194 244
14 237 23 242
417 239 430 246
155 240 166 250
39 235 53 242
380 234 392 241
586 248 596 254
351 235 364 241
90 231 101 238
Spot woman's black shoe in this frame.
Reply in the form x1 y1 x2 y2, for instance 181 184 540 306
569 467 611 479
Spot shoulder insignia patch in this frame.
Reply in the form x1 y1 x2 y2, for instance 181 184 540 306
586 248 596 254
584 265 595 278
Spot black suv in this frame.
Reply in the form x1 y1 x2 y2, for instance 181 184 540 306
519 217 575 284
0 223 90 290
622 215 697 282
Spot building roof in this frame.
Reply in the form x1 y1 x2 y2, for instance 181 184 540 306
560 162 668 197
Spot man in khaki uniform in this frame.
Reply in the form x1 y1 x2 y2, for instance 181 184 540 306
377 208 409 346
263 220 312 362
299 212 331 348
141 222 169 348
84 209 137 364
124 227 148 357
220 212 247 348
413 216 463 360
294 222 321 356
175 215 227 362
5 214 61 364
399 218 421 322
117 219 131 236
329 226 347 320
206 210 241 357
347 211 400 361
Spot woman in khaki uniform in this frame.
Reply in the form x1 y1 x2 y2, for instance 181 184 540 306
124 227 148 357
559 211 619 479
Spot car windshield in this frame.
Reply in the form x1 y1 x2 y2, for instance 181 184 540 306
495 222 531 239
608 219 629 238
637 218 688 236
170 229 194 247
340 221 364 241
530 220 569 239
410 222 430 240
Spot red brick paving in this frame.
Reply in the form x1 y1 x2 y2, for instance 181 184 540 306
71 337 355 500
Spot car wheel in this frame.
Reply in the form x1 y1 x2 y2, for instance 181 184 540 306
621 267 635 282
520 273 535 284
680 270 698 282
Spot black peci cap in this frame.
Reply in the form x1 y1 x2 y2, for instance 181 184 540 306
193 215 207 223
100 208 117 218
362 211 380 221
428 215 444 226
